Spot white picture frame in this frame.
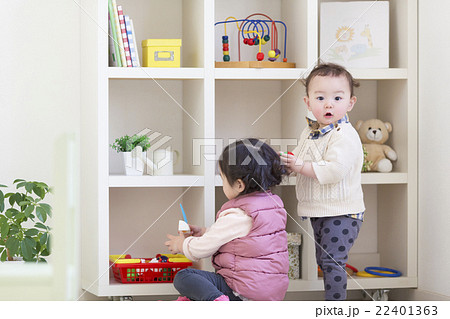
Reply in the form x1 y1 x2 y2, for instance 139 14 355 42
320 1 389 68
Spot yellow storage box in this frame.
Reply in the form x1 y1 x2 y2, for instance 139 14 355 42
142 39 182 68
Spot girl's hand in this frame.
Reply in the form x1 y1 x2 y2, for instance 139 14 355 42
189 224 206 237
280 152 305 174
164 232 185 254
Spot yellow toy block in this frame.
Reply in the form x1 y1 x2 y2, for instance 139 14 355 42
115 258 141 264
168 257 191 263
109 254 128 263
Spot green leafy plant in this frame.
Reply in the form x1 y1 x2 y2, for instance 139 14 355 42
362 146 373 172
0 179 52 262
110 134 151 152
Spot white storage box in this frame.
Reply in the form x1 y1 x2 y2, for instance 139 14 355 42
287 232 302 279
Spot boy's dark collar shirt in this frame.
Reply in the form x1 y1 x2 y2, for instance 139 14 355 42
306 114 349 139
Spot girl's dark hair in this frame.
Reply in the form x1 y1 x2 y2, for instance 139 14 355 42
218 138 286 195
304 62 360 97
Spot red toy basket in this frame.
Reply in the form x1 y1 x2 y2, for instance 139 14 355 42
111 255 192 284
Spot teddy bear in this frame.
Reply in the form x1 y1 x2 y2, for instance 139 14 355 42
355 119 398 172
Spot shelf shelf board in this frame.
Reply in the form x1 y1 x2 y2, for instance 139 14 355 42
361 172 408 184
349 68 408 80
288 276 417 292
215 67 307 80
216 173 408 187
98 281 179 296
281 173 407 186
107 67 406 80
214 68 407 80
109 175 204 187
108 67 204 79
99 276 417 296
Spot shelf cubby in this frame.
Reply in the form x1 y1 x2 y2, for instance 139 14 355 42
116 0 205 68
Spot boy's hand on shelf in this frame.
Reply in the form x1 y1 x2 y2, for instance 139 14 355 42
165 232 185 254
189 224 206 237
280 152 305 174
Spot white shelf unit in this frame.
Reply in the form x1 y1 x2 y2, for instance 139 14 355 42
81 0 417 298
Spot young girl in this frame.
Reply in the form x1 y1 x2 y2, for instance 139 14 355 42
165 138 289 301
280 63 365 300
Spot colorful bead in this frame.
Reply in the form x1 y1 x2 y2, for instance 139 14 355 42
222 36 230 62
275 49 281 58
256 52 264 61
269 49 280 62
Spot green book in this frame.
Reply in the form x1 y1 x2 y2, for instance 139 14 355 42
108 0 122 67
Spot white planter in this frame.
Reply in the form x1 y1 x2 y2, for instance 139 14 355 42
6 256 24 263
147 149 180 176
123 150 146 176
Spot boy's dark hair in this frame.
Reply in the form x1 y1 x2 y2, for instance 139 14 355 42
218 138 286 195
304 62 360 97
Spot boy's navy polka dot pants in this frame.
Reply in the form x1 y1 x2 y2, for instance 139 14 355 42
310 215 362 301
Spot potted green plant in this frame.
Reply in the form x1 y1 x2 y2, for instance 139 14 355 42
362 146 373 172
110 134 151 175
0 179 52 262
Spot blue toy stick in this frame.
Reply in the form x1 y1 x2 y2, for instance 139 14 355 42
180 203 188 224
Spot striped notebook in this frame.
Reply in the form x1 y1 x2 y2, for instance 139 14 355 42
124 15 139 67
117 5 132 67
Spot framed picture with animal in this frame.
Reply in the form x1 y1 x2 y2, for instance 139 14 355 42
320 1 389 68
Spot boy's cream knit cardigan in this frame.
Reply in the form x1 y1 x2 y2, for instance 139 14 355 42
292 122 365 217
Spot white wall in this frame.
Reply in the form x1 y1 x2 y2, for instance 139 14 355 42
0 1 80 185
416 0 450 299
0 1 80 299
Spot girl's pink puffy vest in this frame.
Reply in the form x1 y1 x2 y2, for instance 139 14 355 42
212 191 289 301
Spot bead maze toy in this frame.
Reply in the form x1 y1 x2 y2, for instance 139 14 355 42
215 14 296 68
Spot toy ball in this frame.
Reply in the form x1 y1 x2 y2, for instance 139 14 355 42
243 38 248 45
263 35 270 42
268 50 276 58
223 55 230 62
254 38 259 45
274 48 281 58
248 39 254 46
256 52 264 61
